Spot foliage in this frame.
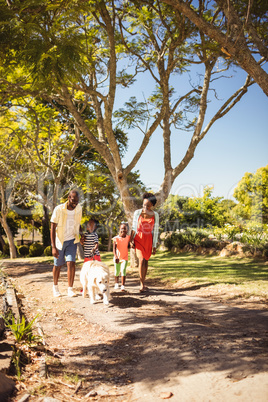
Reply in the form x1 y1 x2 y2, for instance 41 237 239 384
159 188 236 231
2 312 40 344
162 223 268 257
28 243 44 257
2 242 10 256
44 245 52 257
11 346 22 379
0 0 255 229
160 0 268 96
215 224 242 241
0 214 19 238
163 228 210 250
18 245 29 256
233 165 268 224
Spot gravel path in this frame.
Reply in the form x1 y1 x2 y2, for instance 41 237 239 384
2 260 268 401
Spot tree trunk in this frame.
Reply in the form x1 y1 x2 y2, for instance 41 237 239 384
107 230 113 252
42 204 51 248
130 248 139 268
0 216 17 259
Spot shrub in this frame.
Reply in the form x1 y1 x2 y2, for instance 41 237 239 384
44 245 52 256
3 242 10 256
164 229 210 251
201 239 217 249
18 245 29 256
28 243 44 257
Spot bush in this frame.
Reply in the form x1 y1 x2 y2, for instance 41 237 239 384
18 245 29 256
3 242 10 256
163 228 210 251
44 245 52 256
28 243 44 257
201 239 217 249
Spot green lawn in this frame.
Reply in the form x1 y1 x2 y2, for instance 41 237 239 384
101 251 268 300
3 252 268 300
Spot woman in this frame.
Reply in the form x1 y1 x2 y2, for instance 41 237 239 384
130 192 159 293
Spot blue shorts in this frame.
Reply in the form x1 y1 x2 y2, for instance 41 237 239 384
54 239 77 267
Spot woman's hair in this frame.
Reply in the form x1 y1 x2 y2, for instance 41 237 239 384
143 192 157 206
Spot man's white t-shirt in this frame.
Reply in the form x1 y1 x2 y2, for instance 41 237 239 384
63 209 76 241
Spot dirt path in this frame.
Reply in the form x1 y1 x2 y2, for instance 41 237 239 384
2 261 268 401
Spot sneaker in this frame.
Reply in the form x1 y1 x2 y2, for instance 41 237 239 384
67 287 77 297
53 285 61 297
114 283 119 290
121 285 125 291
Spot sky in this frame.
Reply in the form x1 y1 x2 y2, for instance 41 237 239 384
116 63 268 201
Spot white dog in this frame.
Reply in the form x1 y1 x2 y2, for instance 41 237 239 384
80 260 110 305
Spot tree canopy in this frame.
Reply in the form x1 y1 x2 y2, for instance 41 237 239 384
0 0 262 235
233 165 268 224
161 0 268 95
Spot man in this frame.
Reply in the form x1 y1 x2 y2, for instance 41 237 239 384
50 190 83 297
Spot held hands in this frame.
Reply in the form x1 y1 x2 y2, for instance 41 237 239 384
80 234 85 245
130 241 135 249
115 258 119 264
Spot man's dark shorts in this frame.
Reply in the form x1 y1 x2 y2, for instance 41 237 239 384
54 239 77 266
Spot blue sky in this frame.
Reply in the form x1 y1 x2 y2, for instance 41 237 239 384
117 64 268 200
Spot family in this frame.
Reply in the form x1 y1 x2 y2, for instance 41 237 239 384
50 190 159 297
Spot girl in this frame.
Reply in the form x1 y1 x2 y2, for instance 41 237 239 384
113 223 130 291
130 192 159 293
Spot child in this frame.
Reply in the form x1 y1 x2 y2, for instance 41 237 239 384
113 222 130 291
80 219 101 262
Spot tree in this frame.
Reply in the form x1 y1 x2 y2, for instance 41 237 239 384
0 0 256 227
161 0 268 96
233 165 268 224
0 121 34 258
159 187 236 230
0 95 84 250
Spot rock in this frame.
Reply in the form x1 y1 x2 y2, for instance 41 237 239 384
39 359 47 378
158 244 169 252
220 248 233 257
208 248 217 255
196 246 202 254
17 394 31 402
0 372 15 400
160 391 173 399
0 341 13 373
85 390 98 397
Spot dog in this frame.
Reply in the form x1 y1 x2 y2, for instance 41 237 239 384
80 260 110 305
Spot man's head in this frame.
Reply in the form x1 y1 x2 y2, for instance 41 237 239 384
67 190 79 210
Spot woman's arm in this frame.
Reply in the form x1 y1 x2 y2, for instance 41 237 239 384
152 211 159 249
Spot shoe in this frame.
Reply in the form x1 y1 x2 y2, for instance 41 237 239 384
121 285 125 291
53 285 61 297
67 287 77 297
114 283 119 290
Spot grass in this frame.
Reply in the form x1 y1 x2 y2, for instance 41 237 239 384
101 251 268 300
3 252 268 300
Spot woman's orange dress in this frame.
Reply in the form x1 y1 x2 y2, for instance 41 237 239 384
134 214 155 260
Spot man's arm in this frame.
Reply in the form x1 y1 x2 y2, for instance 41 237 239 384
51 222 59 258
